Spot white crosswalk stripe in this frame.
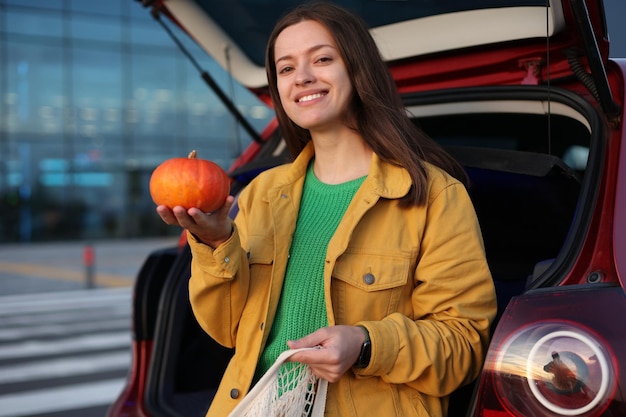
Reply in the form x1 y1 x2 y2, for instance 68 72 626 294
0 379 126 417
0 288 133 417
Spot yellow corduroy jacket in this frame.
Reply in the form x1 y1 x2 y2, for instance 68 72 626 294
187 141 497 417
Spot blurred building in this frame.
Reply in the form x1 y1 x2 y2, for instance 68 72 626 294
0 0 273 242
1 1 624 244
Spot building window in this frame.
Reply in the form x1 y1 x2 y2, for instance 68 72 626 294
0 0 272 242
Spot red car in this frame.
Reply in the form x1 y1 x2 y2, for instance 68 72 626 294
109 0 626 416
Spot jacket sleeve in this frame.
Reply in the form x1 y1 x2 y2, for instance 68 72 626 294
356 182 497 396
187 190 252 349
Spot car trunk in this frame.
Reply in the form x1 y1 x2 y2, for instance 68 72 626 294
140 80 600 416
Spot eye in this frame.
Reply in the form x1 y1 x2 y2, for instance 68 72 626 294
316 56 332 64
278 66 293 75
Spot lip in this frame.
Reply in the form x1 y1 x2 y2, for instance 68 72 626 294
295 90 328 103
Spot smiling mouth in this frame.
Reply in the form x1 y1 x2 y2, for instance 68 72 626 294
297 92 326 103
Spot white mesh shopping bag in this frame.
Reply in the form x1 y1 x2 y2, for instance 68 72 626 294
228 347 328 417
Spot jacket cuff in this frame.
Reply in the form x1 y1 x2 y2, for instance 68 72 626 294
186 225 241 278
353 320 400 376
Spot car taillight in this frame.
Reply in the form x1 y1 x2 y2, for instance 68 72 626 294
495 323 615 416
473 285 626 417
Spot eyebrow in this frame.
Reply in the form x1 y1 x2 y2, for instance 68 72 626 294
275 43 336 66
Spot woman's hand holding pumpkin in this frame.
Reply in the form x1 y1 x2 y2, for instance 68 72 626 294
156 195 235 248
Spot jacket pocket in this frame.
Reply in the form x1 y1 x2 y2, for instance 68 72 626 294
246 235 274 284
241 235 274 329
247 235 274 264
333 250 411 291
332 250 413 321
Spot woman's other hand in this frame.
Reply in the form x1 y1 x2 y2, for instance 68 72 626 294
286 325 367 382
156 195 235 248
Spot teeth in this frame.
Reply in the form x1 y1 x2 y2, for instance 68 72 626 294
298 93 324 103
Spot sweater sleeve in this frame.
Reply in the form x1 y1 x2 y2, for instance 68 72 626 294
356 181 497 396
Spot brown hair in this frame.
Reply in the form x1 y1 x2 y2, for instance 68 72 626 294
265 2 468 206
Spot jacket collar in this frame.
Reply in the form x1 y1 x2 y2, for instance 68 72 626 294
276 141 413 199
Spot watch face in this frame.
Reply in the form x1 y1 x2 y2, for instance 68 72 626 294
357 340 372 368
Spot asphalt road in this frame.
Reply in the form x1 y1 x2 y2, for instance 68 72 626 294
0 237 180 417
0 237 179 295
0 288 133 417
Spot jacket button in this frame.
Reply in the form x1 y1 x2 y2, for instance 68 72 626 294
363 273 375 285
260 322 264 331
230 388 239 399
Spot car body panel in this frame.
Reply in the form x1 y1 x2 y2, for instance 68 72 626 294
612 60 626 289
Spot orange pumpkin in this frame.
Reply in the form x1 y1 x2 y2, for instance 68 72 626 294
149 150 230 213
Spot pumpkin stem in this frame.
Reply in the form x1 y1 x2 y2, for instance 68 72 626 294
188 150 197 159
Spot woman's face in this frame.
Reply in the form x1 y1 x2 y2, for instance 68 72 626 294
273 19 353 133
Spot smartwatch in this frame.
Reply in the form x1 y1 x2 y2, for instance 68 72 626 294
354 325 371 368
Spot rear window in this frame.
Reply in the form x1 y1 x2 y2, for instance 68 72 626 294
195 0 547 67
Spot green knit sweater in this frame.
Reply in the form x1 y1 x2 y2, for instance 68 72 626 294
255 162 366 379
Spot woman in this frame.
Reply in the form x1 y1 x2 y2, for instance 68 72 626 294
157 2 497 416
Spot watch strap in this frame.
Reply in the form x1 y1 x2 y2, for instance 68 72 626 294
354 326 371 368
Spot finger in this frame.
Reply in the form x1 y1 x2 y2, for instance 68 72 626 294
156 205 179 225
287 346 325 365
200 195 236 219
187 207 209 222
171 206 198 228
220 195 236 216
287 340 300 349
289 327 330 350
187 195 234 223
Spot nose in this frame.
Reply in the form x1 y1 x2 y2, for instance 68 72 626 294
295 64 314 86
